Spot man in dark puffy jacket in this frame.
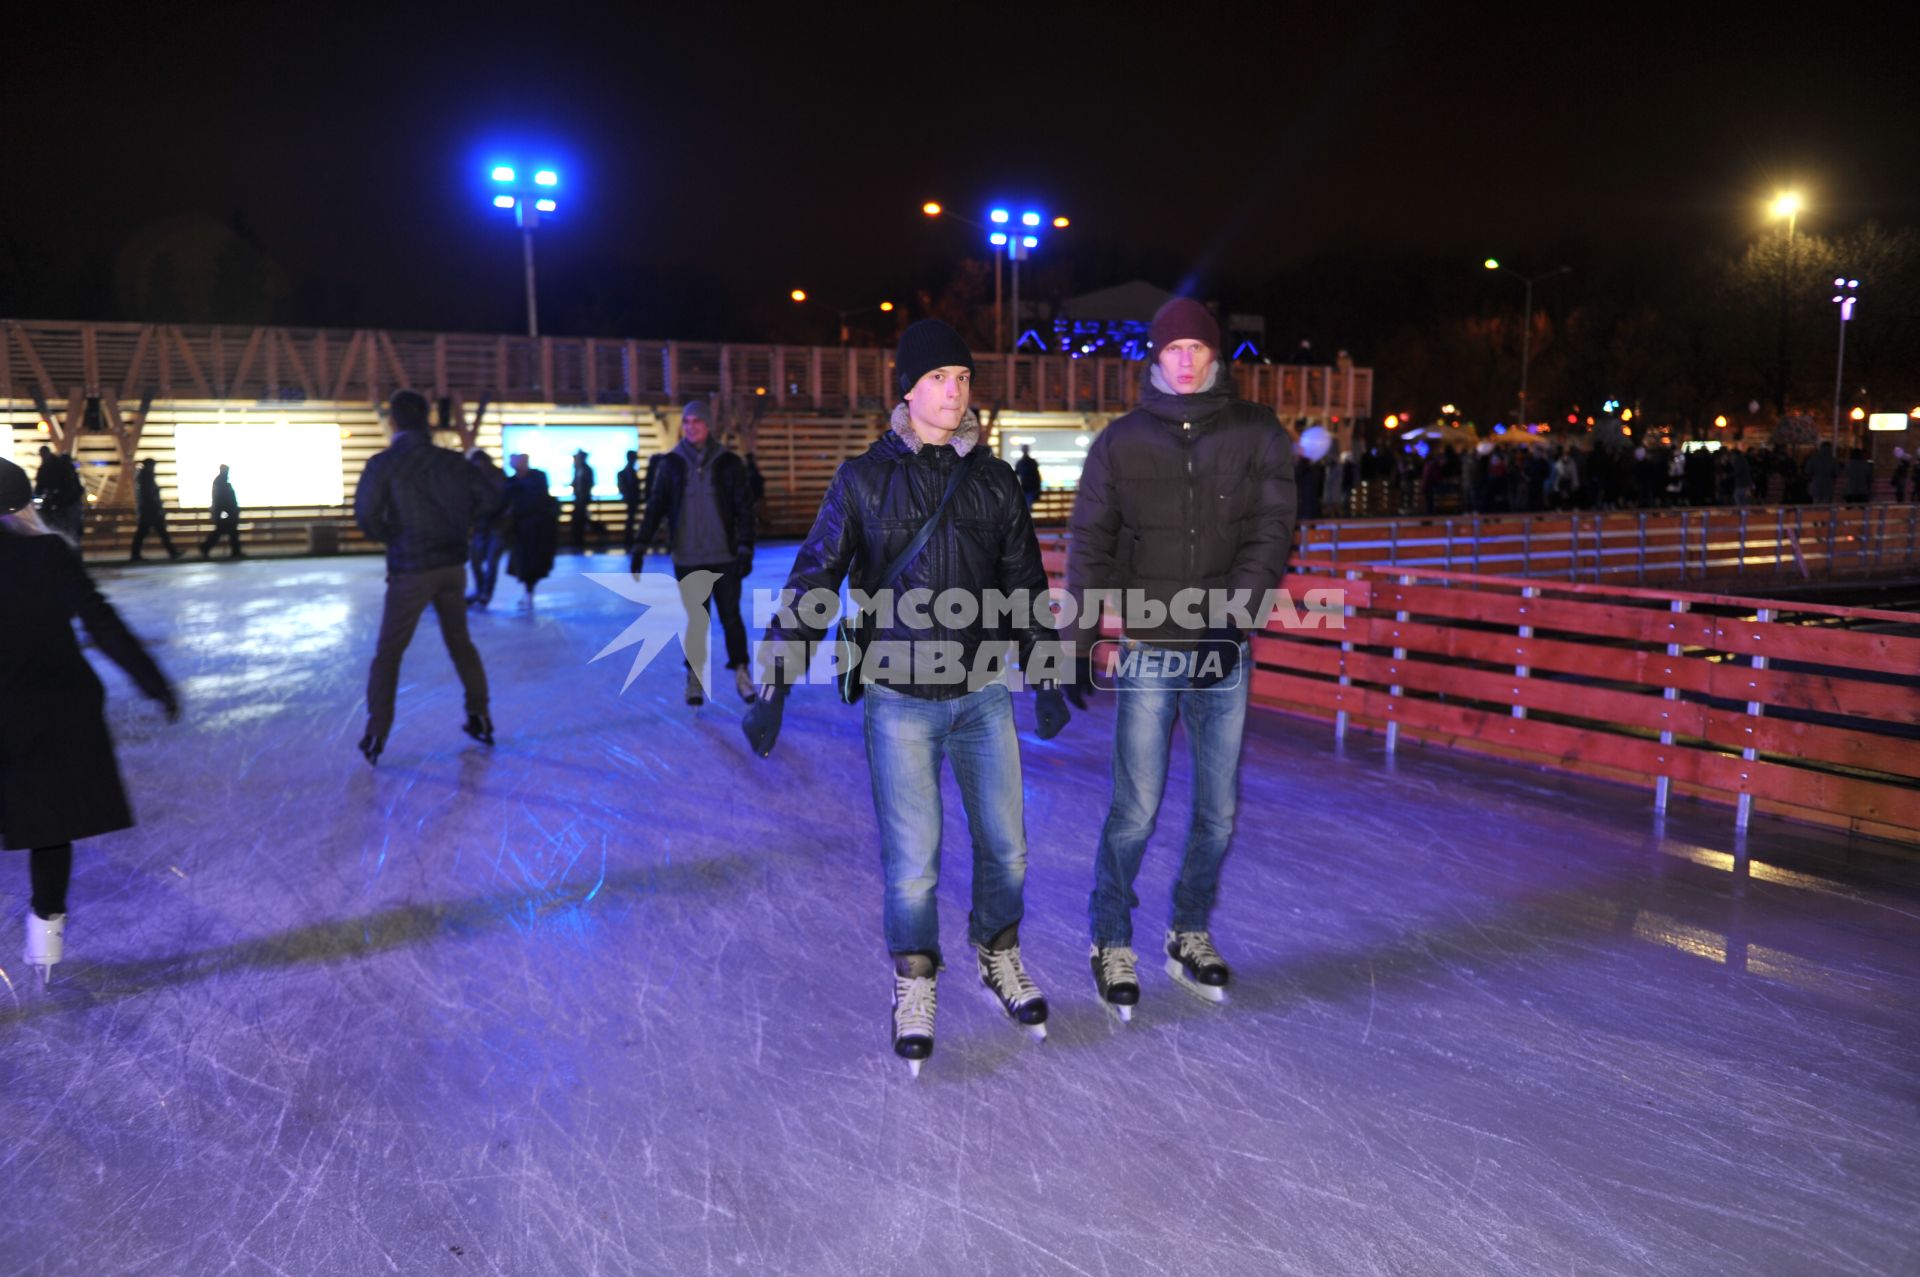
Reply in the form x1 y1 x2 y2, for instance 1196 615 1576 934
631 399 758 706
1068 297 1296 1017
750 319 1071 1074
352 389 495 764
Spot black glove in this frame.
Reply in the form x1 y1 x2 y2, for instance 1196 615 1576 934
742 683 787 758
1064 653 1097 710
1033 687 1070 740
1189 626 1242 691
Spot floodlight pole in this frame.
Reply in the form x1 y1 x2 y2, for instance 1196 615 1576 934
517 203 541 338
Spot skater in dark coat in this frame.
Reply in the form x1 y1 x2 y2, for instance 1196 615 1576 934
200 464 243 558
466 449 511 608
503 453 561 608
617 450 643 549
34 445 87 543
0 458 178 983
130 457 183 561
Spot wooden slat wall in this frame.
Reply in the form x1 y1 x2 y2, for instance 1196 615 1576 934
0 318 1374 421
1035 543 1920 841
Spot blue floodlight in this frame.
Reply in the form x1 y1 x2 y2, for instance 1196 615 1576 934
1022 235 1038 249
492 166 516 183
989 208 1010 224
1021 211 1041 227
534 170 558 187
990 232 1008 246
534 198 556 213
493 194 517 209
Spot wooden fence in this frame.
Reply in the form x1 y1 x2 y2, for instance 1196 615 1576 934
1293 505 1920 590
1037 545 1920 842
0 318 1372 421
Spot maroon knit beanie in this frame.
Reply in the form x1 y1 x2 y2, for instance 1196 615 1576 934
1148 297 1221 354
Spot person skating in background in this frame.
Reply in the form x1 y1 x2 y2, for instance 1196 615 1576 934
1893 448 1911 504
466 448 511 608
0 457 179 984
200 463 243 558
504 453 560 609
1807 441 1838 505
570 449 596 551
1014 444 1042 508
33 444 86 544
1067 297 1296 1019
1843 448 1873 503
617 449 643 549
352 390 495 765
631 399 758 707
130 457 183 562
748 319 1070 1074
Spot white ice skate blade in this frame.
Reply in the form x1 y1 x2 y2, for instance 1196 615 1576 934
980 983 1048 1040
1104 1001 1134 1024
906 1058 923 1079
1165 958 1228 1004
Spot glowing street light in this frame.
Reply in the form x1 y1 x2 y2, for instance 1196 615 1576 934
1483 258 1571 429
791 291 898 346
921 200 1071 351
489 160 561 336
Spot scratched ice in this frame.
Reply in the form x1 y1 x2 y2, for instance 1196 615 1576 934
2 548 1916 1276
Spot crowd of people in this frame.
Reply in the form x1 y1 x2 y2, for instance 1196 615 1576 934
1300 437 1910 520
4 301 1303 1082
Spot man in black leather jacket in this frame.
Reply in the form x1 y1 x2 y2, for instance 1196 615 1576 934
1068 297 1296 1016
352 390 495 764
751 319 1071 1073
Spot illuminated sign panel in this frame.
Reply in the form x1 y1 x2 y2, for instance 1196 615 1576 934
1867 413 1906 432
997 427 1097 490
500 424 641 499
174 421 344 506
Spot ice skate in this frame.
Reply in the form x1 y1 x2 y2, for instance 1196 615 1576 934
463 713 495 746
24 912 66 987
1091 944 1140 1023
1165 929 1230 1004
891 967 937 1077
357 726 387 766
976 935 1048 1040
685 669 705 707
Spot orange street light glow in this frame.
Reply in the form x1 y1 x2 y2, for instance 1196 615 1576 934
1383 414 1399 429
790 289 807 303
1850 406 1866 421
1053 216 1070 228
1714 415 1729 428
922 202 942 216
880 301 895 312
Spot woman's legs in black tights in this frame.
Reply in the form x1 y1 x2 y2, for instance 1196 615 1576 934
29 844 73 919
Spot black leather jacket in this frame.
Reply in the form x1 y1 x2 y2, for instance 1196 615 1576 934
355 430 493 573
771 420 1058 700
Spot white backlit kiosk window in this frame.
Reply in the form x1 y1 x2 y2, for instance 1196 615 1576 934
173 421 344 507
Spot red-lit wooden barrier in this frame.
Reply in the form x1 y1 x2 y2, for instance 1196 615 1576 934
1039 545 1920 843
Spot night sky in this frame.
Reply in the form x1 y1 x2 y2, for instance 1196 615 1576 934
8 0 1918 354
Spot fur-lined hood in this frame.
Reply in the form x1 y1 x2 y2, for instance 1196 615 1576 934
889 403 982 457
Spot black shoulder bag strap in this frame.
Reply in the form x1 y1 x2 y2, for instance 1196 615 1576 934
836 447 979 703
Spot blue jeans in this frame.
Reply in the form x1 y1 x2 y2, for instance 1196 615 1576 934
1089 640 1251 946
863 682 1027 962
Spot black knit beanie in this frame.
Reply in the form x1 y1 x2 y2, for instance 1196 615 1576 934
894 319 974 394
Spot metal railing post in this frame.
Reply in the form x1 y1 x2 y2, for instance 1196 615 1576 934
1736 607 1772 833
1335 568 1361 742
1513 585 1538 720
1655 598 1689 815
1387 573 1412 756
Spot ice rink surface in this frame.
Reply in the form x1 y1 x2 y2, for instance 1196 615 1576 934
3 546 1916 1277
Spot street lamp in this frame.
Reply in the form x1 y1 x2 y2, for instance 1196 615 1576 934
923 201 1067 352
1483 259 1571 431
1770 191 1803 416
790 291 897 346
490 163 560 336
1831 276 1860 448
